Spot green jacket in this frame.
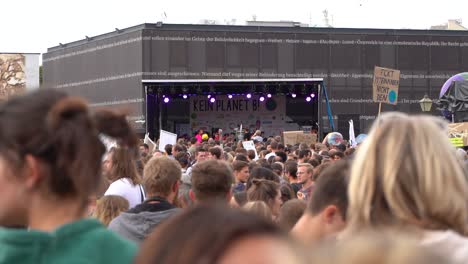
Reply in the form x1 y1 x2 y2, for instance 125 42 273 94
0 219 137 264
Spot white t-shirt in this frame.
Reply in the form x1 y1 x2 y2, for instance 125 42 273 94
265 152 277 160
104 178 145 209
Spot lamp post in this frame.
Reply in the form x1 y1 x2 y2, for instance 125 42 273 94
419 94 433 112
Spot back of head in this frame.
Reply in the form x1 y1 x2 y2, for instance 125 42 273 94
136 204 286 264
209 146 223 159
0 89 137 207
247 149 256 160
242 201 273 222
164 144 173 155
108 147 141 185
235 154 248 162
278 199 307 231
143 157 181 198
310 231 448 264
348 112 468 235
246 167 280 190
174 151 189 168
308 160 349 220
284 160 298 178
191 160 234 203
94 195 129 226
247 179 279 207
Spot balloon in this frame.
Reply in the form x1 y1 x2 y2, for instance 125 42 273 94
327 132 344 146
202 134 209 140
355 134 368 145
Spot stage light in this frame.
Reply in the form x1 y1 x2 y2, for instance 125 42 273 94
210 97 216 103
259 96 265 102
207 95 211 99
183 95 188 99
246 94 252 99
163 97 170 103
162 95 166 98
306 96 312 102
311 93 316 98
228 94 233 99
267 93 272 98
292 93 297 98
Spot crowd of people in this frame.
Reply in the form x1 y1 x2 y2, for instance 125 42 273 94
0 89 467 264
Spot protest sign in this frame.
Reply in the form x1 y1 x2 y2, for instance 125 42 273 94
159 130 177 152
373 66 400 105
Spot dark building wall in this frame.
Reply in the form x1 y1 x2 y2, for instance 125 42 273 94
44 24 468 133
43 30 145 129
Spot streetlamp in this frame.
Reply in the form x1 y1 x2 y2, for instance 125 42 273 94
419 94 433 112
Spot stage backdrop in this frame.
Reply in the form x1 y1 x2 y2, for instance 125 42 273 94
189 95 300 136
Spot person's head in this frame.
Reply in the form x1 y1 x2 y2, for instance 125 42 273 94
190 137 198 145
246 167 280 190
330 151 345 161
136 204 306 264
94 195 129 226
291 160 349 244
232 161 250 184
233 154 249 162
270 162 283 177
347 112 468 236
197 129 203 135
298 149 312 160
0 90 138 228
246 149 256 161
275 151 287 163
230 191 248 208
195 146 209 163
284 161 298 181
106 147 141 185
308 158 320 168
191 160 234 203
242 201 273 222
172 144 184 156
297 163 314 185
247 179 282 217
344 147 355 157
280 183 296 203
164 144 173 156
174 151 189 169
270 141 279 151
143 157 181 204
309 231 448 264
278 199 306 231
209 146 223 160
139 143 149 155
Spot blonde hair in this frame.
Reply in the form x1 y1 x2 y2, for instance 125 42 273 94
310 231 447 264
94 195 129 226
347 112 468 235
242 201 273 221
143 157 181 197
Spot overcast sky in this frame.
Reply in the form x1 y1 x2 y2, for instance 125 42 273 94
3 0 468 55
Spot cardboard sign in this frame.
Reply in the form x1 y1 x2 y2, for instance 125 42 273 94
283 131 317 146
373 66 400 105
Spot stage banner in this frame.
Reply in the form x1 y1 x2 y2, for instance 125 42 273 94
372 66 400 105
190 95 298 136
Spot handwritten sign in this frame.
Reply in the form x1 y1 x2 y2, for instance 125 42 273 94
373 66 400 105
283 131 317 146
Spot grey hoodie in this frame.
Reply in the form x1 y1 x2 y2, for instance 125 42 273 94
108 197 181 244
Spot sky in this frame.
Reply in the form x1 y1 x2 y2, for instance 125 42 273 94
2 0 468 56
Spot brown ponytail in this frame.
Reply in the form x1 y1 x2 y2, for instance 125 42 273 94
0 89 138 200
247 179 280 208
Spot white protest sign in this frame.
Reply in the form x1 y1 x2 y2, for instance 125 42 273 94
159 130 178 152
242 140 258 160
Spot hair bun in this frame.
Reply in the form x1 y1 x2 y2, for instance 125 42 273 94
47 97 88 129
252 179 263 186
